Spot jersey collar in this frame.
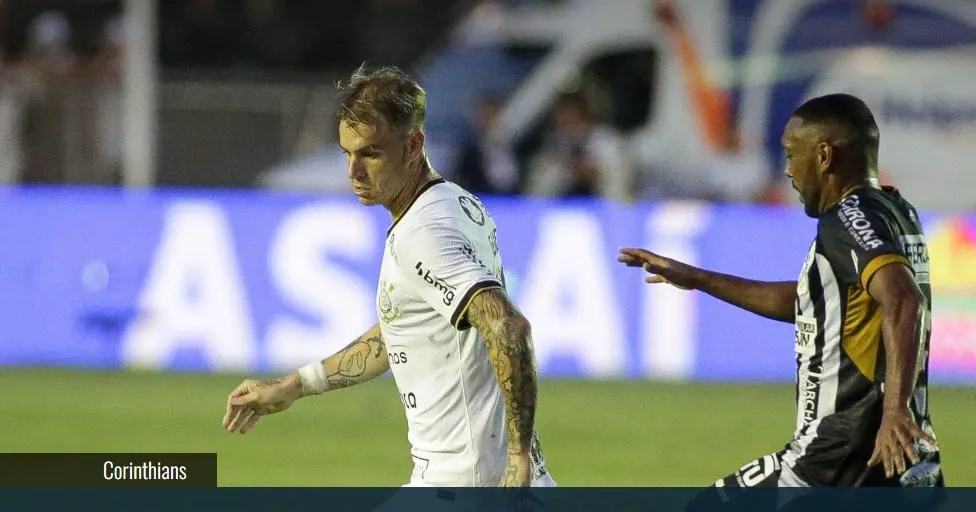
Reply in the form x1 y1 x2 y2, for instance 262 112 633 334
387 177 447 236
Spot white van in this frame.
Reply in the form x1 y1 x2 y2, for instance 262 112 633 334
261 0 976 211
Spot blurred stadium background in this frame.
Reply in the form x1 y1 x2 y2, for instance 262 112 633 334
1 0 975 486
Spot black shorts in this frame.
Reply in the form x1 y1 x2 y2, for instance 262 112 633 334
684 450 945 512
713 450 804 488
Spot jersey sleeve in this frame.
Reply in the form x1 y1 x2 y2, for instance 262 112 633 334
395 220 503 330
819 194 910 291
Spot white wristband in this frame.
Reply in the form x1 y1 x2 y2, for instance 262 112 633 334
298 361 329 396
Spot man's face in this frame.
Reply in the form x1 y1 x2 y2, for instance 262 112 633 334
782 117 828 218
338 119 420 206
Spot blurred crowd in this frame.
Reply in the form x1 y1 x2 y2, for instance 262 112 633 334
446 0 790 206
0 0 484 72
0 0 124 184
0 0 791 205
450 88 788 206
0 0 480 185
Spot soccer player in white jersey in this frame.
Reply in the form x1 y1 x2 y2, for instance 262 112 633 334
222 64 554 488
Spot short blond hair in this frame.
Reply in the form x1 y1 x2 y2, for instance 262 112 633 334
336 63 427 134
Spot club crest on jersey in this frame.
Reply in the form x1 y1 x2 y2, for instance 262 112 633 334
378 279 401 324
458 195 486 226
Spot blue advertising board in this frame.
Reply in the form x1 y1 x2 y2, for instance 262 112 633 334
1 187 974 383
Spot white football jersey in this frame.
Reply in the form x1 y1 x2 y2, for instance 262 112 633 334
376 178 551 487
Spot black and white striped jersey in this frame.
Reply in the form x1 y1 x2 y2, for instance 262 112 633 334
784 185 939 486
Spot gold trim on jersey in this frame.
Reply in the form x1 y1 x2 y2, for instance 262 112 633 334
841 286 883 380
860 254 910 291
451 282 504 330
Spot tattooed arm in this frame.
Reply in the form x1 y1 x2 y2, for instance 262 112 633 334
465 287 538 484
223 323 388 433
298 322 389 395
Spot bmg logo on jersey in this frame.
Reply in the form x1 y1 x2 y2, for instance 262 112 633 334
415 261 456 306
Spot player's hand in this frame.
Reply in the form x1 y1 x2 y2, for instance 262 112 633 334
617 248 697 290
867 408 937 478
222 375 302 434
500 452 533 487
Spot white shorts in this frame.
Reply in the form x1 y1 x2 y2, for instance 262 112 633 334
404 472 557 488
372 472 557 512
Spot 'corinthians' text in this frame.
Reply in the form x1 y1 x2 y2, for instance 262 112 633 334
103 460 188 481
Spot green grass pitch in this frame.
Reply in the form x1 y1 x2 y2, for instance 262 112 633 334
1 369 972 486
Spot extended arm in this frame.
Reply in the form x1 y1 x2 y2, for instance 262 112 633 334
618 248 796 323
223 323 388 433
464 288 537 455
690 272 797 323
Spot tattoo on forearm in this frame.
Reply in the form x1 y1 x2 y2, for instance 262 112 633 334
503 459 521 485
258 376 290 387
325 331 387 391
336 339 371 377
326 375 360 390
467 290 537 453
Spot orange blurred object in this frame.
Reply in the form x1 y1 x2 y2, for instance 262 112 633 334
863 0 894 30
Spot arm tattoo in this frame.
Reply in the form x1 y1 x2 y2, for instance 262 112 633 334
257 376 290 387
322 325 389 391
466 288 537 454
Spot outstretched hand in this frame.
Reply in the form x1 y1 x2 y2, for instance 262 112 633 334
222 376 301 434
867 409 937 478
617 248 697 290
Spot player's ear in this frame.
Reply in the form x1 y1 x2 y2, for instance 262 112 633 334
816 141 833 174
404 130 424 163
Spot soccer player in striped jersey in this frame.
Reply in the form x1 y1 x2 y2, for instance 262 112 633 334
619 93 941 492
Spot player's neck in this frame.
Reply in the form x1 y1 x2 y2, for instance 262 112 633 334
819 173 880 213
388 160 438 221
